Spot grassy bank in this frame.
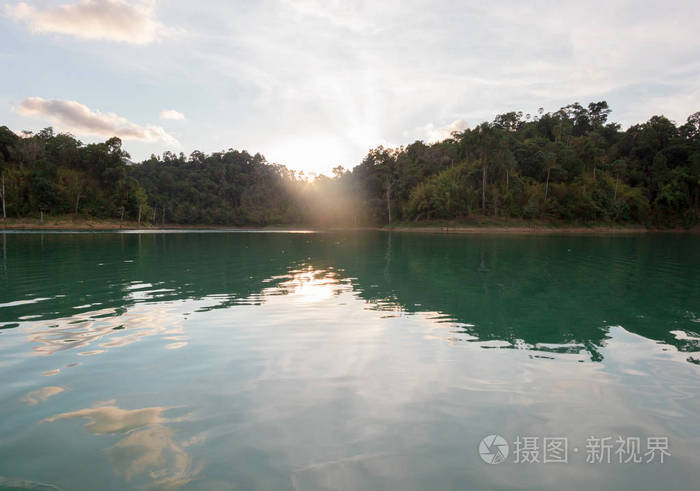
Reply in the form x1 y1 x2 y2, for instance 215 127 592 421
1 216 150 230
379 217 698 234
2 215 697 234
0 216 307 231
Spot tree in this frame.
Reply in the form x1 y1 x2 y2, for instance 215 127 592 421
470 122 499 213
588 101 612 129
0 101 697 228
612 159 627 202
1 171 5 220
544 150 557 201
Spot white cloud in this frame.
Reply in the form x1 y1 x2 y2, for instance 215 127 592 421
4 0 166 44
16 97 177 144
423 119 468 143
160 109 185 121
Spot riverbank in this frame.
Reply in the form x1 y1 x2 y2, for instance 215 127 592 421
1 217 147 230
381 225 663 234
1 216 697 234
0 217 311 231
378 218 700 234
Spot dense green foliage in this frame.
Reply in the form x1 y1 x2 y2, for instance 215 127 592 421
130 151 299 225
0 127 148 220
1 102 698 227
339 102 700 228
0 127 300 225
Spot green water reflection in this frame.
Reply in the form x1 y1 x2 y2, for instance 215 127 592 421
0 231 698 490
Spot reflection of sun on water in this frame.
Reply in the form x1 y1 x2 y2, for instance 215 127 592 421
283 269 339 303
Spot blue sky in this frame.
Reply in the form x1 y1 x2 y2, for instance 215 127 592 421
1 0 699 175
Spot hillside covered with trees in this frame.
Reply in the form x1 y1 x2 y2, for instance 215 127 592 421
1 102 699 228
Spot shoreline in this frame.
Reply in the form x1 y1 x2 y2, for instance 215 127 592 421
374 226 659 235
2 218 698 234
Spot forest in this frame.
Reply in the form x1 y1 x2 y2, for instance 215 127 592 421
1 101 699 228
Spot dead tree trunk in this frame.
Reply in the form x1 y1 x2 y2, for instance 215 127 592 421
162 206 165 226
386 179 392 227
40 210 44 224
137 204 142 225
75 190 81 214
1 173 5 220
481 156 487 213
545 167 551 200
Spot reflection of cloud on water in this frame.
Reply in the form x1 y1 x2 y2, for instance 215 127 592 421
164 342 188 350
109 425 198 489
44 403 201 489
27 304 188 357
238 283 699 489
405 310 699 364
44 401 167 434
21 386 64 406
670 329 700 353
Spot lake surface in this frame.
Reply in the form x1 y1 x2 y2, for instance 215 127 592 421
0 231 698 490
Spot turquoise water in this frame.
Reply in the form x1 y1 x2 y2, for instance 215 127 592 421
0 231 698 490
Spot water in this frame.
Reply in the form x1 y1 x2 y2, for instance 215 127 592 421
0 231 698 490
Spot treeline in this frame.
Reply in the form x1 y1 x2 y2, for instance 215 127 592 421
0 127 300 225
0 128 147 221
130 151 299 225
341 102 700 227
1 101 699 227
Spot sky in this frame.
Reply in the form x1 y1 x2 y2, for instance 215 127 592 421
1 0 699 176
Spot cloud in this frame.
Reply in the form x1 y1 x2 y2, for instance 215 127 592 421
160 109 185 121
423 119 468 143
4 0 165 44
16 97 177 143
21 386 65 406
173 0 700 173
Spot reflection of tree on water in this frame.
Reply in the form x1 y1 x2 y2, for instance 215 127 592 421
44 403 200 489
477 248 490 308
326 233 700 359
1 232 6 280
384 231 391 283
0 476 61 490
1 233 319 324
477 249 489 273
3 232 699 361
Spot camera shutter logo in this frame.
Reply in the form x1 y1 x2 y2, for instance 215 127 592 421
479 434 509 464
